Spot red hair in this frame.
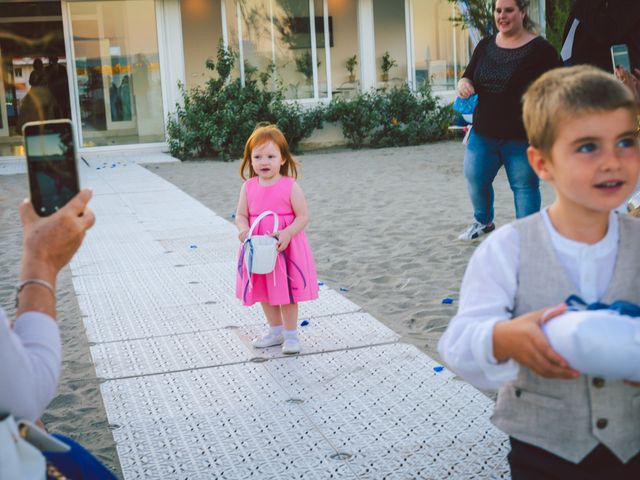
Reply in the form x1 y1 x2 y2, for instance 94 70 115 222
239 124 299 180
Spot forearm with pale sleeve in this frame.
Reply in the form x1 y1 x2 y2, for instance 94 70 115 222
437 225 521 390
0 308 61 421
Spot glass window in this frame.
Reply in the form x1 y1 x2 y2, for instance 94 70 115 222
69 0 165 147
230 0 329 100
327 0 357 97
411 0 470 92
0 2 68 154
373 0 407 88
180 0 225 90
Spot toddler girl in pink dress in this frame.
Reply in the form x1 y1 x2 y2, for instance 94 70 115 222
235 125 319 354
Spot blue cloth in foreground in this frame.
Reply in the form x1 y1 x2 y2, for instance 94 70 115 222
45 434 117 480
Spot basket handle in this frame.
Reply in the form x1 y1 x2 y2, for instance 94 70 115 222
246 210 279 240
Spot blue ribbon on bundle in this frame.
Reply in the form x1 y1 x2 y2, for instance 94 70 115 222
565 294 640 317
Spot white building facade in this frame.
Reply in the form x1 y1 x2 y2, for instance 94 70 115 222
0 0 544 159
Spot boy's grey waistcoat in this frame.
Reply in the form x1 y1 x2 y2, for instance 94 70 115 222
492 213 640 464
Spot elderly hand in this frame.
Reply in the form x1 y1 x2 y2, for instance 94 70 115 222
457 78 476 99
20 188 95 285
615 66 640 103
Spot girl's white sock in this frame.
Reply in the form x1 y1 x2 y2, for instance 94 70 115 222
270 325 284 336
283 329 298 341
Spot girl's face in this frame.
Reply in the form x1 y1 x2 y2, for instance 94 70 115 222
251 140 285 183
494 0 526 36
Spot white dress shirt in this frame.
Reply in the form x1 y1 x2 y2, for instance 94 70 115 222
0 308 61 421
437 209 619 390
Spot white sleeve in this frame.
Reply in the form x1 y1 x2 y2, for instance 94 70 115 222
437 225 521 390
0 309 61 421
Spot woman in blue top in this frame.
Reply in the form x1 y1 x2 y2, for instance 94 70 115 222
457 0 561 240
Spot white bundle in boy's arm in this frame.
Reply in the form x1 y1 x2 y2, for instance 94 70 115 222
438 225 521 390
543 309 640 381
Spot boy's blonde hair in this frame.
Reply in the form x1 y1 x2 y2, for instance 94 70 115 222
523 65 638 156
240 124 299 180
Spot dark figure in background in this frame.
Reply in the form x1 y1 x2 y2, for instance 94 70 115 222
119 75 132 121
28 58 46 87
45 56 70 119
109 78 122 121
18 59 57 129
561 0 640 72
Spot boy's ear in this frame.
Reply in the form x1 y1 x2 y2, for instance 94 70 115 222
527 145 553 181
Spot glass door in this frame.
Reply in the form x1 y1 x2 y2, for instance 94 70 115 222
68 0 165 147
0 1 69 156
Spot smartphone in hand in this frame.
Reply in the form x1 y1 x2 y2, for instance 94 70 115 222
611 44 632 72
22 119 80 216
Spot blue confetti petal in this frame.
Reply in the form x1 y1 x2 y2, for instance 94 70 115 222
433 366 444 373
190 245 198 249
441 298 454 304
231 213 236 219
300 320 309 327
318 281 325 286
339 287 349 292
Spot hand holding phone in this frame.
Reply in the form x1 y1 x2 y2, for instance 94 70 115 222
611 44 632 73
22 120 80 217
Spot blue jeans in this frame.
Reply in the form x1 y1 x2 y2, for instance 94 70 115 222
463 130 541 225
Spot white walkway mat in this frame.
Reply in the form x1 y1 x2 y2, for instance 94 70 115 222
71 162 509 479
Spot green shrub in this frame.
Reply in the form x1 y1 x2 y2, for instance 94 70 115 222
167 40 324 160
327 83 454 149
325 92 383 149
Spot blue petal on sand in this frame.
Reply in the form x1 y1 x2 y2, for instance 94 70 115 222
433 366 444 373
339 287 349 292
300 320 309 327
441 298 454 304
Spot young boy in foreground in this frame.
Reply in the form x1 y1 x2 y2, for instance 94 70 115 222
438 66 640 478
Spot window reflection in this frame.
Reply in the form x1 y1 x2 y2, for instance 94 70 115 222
236 0 328 100
412 0 470 92
69 0 164 147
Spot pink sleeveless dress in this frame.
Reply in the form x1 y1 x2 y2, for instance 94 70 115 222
236 176 319 306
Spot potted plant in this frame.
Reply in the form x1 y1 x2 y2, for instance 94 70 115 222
381 51 397 82
345 54 358 83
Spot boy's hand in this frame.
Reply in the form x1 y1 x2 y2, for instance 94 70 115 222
274 229 291 252
493 304 580 379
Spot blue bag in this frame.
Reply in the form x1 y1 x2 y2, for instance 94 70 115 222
453 94 478 115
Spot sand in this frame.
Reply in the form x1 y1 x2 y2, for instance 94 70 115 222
0 140 553 475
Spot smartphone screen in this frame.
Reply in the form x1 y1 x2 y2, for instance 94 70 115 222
611 44 632 72
23 120 79 216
